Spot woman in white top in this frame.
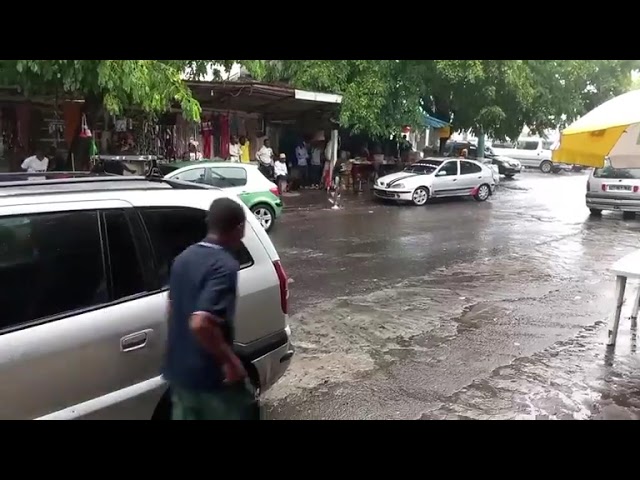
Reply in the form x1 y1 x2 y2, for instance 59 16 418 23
228 135 241 162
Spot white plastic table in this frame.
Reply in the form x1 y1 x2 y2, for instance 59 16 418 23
608 249 640 346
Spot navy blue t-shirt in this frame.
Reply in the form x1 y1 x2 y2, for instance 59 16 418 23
162 241 240 392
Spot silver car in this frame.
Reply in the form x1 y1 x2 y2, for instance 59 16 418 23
0 174 293 419
587 164 640 218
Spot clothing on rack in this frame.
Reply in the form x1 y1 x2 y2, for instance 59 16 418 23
219 114 230 159
16 104 31 152
201 117 213 159
229 113 240 138
63 102 82 148
175 114 190 159
212 114 221 158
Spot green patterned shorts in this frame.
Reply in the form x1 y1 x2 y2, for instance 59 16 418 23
171 383 260 420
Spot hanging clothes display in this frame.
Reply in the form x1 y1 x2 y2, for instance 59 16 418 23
175 113 190 159
15 103 31 153
212 114 221 158
229 113 240 138
63 101 82 148
219 114 230 159
201 116 213 159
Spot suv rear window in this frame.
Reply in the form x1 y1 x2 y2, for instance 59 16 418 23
594 166 640 179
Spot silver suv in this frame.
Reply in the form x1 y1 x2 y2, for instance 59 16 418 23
0 174 293 420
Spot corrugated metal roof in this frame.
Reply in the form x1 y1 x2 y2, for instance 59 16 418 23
424 114 450 129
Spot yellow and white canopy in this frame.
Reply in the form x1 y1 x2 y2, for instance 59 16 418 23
553 89 640 169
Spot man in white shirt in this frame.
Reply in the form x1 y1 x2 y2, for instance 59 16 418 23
295 141 310 188
256 139 274 179
228 136 241 162
21 149 49 180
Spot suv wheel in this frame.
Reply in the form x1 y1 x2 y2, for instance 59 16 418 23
540 161 553 174
589 208 602 216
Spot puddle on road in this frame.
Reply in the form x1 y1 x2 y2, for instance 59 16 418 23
421 321 640 420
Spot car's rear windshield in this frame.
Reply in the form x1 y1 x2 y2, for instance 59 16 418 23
594 166 640 179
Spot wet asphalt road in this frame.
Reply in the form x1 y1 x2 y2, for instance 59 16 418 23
264 170 640 420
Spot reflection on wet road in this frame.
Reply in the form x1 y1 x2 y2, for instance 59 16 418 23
265 171 640 420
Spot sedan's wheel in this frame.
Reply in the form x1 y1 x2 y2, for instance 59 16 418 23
251 204 275 232
540 161 553 174
412 187 429 206
504 174 515 179
589 208 602 216
623 211 636 220
474 184 491 202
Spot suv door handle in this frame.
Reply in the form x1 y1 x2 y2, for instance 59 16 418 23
120 330 150 352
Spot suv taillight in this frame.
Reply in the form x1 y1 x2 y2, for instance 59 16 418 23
273 260 289 314
602 184 607 192
587 181 590 191
635 186 640 193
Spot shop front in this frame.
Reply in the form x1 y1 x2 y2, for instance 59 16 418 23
187 81 342 189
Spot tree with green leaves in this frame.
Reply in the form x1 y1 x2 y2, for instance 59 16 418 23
0 60 242 122
253 60 640 141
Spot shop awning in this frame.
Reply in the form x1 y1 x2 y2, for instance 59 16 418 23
424 114 450 129
187 80 342 126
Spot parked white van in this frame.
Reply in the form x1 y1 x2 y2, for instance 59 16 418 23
491 137 571 174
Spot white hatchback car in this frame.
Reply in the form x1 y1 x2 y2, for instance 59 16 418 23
374 157 497 206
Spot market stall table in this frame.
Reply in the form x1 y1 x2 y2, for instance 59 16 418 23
607 249 640 347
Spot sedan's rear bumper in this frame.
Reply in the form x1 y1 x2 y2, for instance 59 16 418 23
586 193 640 212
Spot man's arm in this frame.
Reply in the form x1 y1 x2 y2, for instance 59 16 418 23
189 265 246 383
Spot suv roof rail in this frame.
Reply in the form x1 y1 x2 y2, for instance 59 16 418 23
0 172 222 193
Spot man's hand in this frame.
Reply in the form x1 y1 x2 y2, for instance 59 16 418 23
223 355 248 384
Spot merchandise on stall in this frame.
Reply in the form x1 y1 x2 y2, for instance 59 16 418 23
201 116 213 158
219 114 230 158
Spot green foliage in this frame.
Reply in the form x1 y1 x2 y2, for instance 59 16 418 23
0 60 239 121
254 60 640 139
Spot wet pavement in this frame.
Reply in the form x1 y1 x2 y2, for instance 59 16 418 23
264 170 640 420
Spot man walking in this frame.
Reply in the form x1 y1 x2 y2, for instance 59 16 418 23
163 197 257 420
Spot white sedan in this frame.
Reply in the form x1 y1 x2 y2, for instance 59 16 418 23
374 157 497 206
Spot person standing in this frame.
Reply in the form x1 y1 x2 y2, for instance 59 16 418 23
228 136 241 163
21 149 49 177
239 136 251 163
256 138 274 179
274 153 288 194
310 143 323 189
163 197 258 420
295 140 310 188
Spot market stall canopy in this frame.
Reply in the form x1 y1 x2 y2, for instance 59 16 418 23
187 81 342 127
423 114 450 129
552 89 640 169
